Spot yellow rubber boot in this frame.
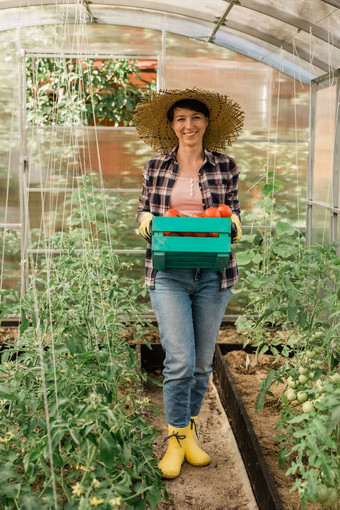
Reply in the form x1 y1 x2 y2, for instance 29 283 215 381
158 424 189 479
185 416 211 467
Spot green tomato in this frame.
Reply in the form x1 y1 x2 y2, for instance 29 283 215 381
317 484 329 503
306 349 316 359
299 366 309 375
323 488 338 507
297 391 308 403
309 362 318 370
309 371 315 380
329 373 340 385
302 401 314 413
313 331 324 339
286 389 297 402
287 376 297 389
314 346 323 354
316 379 325 393
298 374 309 385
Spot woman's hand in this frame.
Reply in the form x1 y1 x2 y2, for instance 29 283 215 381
231 214 242 243
138 212 154 241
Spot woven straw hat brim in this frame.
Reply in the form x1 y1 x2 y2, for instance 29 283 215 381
133 88 245 153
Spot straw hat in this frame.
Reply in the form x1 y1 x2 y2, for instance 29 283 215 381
133 88 244 153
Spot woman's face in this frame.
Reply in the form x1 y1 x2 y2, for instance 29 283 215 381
170 107 209 148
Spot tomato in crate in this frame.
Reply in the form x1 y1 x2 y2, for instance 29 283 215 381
151 216 231 270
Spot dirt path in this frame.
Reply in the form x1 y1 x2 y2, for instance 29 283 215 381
142 374 258 510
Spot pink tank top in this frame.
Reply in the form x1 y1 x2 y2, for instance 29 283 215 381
170 177 204 216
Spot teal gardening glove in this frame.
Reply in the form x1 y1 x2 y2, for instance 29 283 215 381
231 214 242 243
138 212 153 241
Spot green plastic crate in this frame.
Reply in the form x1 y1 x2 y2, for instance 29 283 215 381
151 216 231 270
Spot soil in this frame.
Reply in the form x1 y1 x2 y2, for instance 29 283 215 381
125 322 245 345
0 327 18 346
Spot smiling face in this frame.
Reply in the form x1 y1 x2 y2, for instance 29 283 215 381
170 107 209 148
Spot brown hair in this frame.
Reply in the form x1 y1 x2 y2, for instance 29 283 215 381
167 99 210 122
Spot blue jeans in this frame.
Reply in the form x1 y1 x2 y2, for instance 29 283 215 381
149 268 232 428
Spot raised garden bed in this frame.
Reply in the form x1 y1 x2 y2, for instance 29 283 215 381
213 344 284 510
140 342 324 510
140 342 285 509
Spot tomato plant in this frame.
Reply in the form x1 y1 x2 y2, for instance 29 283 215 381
234 173 340 509
0 180 167 509
26 57 156 126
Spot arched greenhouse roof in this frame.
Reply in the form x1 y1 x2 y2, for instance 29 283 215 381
0 0 339 83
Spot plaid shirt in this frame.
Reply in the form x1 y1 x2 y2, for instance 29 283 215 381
137 147 241 290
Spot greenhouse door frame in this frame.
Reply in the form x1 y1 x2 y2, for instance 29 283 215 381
307 68 340 246
18 46 165 297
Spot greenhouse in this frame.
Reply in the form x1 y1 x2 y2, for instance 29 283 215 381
0 0 339 509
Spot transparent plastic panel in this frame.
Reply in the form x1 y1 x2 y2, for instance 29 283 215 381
28 189 144 250
0 227 21 291
166 32 254 62
237 0 337 26
313 84 336 204
19 22 162 55
227 4 297 41
318 6 340 34
215 25 325 79
0 141 20 224
231 141 308 226
291 30 340 71
270 69 310 141
26 127 155 189
165 34 310 141
0 30 19 137
311 206 331 245
165 57 272 135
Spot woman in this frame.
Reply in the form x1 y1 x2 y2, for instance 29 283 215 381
133 88 244 479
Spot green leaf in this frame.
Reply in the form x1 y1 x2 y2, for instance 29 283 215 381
298 311 307 328
20 308 30 335
288 303 297 322
145 487 163 510
0 385 19 401
260 345 269 354
99 435 115 468
28 448 42 462
1 483 21 499
276 222 296 236
0 464 18 483
288 414 309 424
278 446 289 468
327 405 340 433
19 495 46 510
269 297 279 310
235 250 255 265
256 369 276 411
252 253 263 264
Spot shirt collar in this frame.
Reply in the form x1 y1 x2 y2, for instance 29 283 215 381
203 148 216 167
165 146 216 166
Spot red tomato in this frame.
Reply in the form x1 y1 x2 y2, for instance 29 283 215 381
203 207 221 218
218 204 233 218
163 209 181 217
